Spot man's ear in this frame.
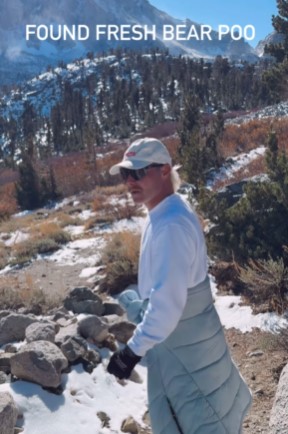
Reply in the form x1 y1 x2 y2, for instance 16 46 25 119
161 164 172 177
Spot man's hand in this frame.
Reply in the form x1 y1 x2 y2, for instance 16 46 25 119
107 345 141 379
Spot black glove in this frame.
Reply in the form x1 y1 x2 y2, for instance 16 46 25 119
107 345 141 379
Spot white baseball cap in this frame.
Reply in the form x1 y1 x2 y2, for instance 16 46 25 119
109 137 172 175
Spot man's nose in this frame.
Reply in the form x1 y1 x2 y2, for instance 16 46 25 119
126 175 137 184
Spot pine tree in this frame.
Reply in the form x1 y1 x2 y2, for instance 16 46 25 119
16 157 42 210
266 129 288 207
265 0 288 62
178 98 224 189
178 97 203 188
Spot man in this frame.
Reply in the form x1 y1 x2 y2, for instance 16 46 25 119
107 137 252 434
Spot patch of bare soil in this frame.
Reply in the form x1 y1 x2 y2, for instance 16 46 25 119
225 328 288 434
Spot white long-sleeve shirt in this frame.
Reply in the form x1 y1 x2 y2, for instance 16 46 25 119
128 193 208 357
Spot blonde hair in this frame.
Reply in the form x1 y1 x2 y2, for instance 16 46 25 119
170 165 182 192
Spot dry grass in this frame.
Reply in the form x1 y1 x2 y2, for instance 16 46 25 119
6 221 71 267
0 273 63 313
93 184 127 197
86 193 145 230
0 212 36 234
30 221 71 243
54 211 83 228
239 257 288 314
220 117 288 159
0 241 9 270
99 230 140 294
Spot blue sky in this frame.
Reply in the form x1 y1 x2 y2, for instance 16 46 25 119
149 0 278 46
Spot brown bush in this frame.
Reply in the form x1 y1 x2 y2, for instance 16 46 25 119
98 231 140 294
0 182 18 221
10 223 71 266
239 257 288 314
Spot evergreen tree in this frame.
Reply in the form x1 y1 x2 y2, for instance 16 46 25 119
178 98 224 189
16 157 42 210
200 130 288 263
178 97 203 187
266 129 288 207
265 0 288 62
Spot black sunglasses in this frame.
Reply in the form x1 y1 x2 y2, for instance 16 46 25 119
120 164 164 181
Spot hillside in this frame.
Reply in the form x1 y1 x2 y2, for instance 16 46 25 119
0 49 278 169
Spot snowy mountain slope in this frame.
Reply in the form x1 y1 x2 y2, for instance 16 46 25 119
0 0 258 84
225 101 288 125
255 31 284 57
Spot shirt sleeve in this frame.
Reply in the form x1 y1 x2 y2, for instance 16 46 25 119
128 223 195 357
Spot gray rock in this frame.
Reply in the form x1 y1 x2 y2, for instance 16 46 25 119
0 371 9 384
103 302 125 316
0 314 37 345
10 340 68 388
3 344 17 354
61 336 88 363
25 322 57 343
269 363 288 433
64 287 104 316
0 311 11 320
109 321 136 344
78 315 109 343
0 392 18 434
85 349 101 365
0 353 14 374
55 321 79 345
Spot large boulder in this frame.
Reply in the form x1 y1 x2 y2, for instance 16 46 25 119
10 340 68 388
25 321 57 343
0 314 37 345
0 392 18 434
269 363 288 433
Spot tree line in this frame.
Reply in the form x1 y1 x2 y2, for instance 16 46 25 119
0 48 278 169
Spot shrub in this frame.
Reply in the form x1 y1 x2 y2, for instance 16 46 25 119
0 183 18 221
239 257 288 314
10 223 71 266
86 194 145 230
32 222 71 244
99 231 140 294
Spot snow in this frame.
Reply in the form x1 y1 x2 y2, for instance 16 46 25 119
0 363 148 434
2 230 30 247
207 145 267 189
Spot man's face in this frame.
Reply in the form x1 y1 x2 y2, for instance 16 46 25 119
125 164 171 210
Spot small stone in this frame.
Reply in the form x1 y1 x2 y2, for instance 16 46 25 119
121 416 139 433
255 388 264 396
248 351 264 358
97 411 110 428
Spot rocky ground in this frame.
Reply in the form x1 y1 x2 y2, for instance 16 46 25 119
226 328 288 434
2 254 288 434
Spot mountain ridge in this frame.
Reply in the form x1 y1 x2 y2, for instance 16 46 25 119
0 0 260 84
